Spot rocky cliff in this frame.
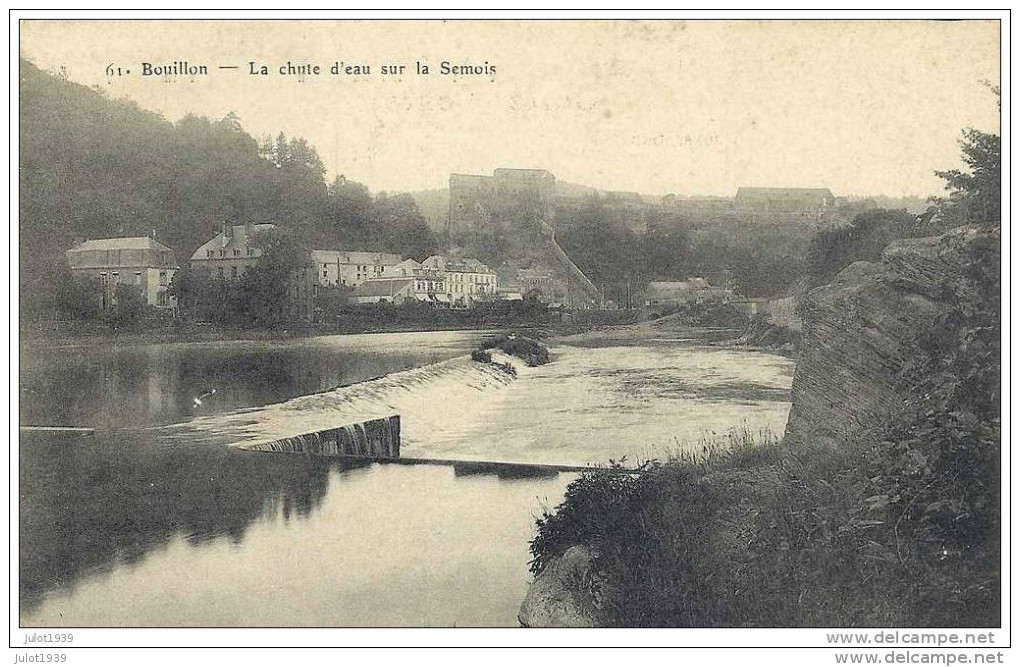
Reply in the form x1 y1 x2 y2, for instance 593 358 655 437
784 225 997 449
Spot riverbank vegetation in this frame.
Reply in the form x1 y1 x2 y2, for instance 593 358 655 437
531 344 999 628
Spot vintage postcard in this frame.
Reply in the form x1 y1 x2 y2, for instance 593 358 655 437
13 14 1005 655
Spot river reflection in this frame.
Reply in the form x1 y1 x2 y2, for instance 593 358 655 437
19 331 488 429
19 430 338 613
20 430 571 627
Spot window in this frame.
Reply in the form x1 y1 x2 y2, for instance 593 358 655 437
159 271 168 286
99 273 108 286
207 250 214 258
219 250 225 257
135 272 142 285
233 249 241 256
247 248 254 256
323 270 328 278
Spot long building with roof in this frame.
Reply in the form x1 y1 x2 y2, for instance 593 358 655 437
310 250 402 288
66 236 178 310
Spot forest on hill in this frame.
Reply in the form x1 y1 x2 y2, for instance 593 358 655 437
19 59 439 318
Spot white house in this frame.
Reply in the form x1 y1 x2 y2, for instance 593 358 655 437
421 255 498 307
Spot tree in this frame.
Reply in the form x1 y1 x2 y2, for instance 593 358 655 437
370 194 439 260
238 229 312 324
641 219 692 281
932 85 1000 226
325 175 374 246
806 209 917 288
55 270 102 320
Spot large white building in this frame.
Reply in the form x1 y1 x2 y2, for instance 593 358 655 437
421 255 498 308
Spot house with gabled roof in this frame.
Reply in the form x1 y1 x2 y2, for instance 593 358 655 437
189 221 278 281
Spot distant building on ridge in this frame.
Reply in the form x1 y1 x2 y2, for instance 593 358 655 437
735 187 836 216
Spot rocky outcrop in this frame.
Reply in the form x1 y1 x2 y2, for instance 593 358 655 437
785 225 997 449
518 546 602 627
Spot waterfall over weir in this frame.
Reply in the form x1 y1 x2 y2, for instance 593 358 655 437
162 353 522 459
239 415 401 458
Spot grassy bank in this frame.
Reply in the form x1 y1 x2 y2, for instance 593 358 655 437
529 420 999 627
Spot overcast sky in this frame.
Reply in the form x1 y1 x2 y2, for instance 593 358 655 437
20 20 1000 197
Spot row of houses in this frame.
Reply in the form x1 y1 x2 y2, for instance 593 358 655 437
66 222 510 318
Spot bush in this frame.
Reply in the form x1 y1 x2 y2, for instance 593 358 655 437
106 284 149 328
470 349 492 363
531 397 1000 627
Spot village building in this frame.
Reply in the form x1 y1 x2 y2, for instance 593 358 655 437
189 222 317 320
421 255 498 307
641 278 733 308
351 258 448 305
189 222 278 280
516 267 569 304
310 250 402 288
351 275 449 305
66 236 178 311
349 278 416 305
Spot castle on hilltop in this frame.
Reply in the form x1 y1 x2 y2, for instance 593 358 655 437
447 168 602 309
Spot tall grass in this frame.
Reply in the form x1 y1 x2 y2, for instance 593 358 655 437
529 418 999 627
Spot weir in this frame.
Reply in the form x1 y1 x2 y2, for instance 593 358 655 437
235 414 622 474
239 415 400 458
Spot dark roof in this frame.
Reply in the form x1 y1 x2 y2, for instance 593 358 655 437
67 237 178 270
351 279 413 297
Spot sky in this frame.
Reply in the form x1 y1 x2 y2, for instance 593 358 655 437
20 19 1001 197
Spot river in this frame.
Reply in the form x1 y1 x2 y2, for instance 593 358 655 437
19 329 795 627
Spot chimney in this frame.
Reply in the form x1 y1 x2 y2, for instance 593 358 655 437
245 220 254 239
222 222 233 240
